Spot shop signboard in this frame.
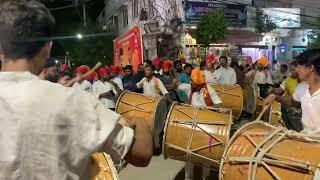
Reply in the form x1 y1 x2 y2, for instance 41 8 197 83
185 0 247 26
262 8 301 28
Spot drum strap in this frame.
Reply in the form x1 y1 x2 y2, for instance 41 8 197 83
143 77 161 95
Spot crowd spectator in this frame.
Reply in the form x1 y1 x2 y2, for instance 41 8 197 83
122 65 138 92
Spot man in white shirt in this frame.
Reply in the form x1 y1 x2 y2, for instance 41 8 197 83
215 56 237 85
204 60 219 84
0 1 153 179
263 49 320 135
178 67 222 107
177 67 222 180
72 65 93 92
136 65 169 98
109 65 124 91
92 67 119 110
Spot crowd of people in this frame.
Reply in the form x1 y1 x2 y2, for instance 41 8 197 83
42 54 295 117
1 0 320 180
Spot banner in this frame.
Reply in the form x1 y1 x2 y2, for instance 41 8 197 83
114 26 143 72
185 1 247 26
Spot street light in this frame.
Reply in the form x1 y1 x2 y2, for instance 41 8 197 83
77 33 83 39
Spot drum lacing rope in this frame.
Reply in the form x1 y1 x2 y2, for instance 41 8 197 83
248 126 316 180
186 107 199 162
248 126 285 180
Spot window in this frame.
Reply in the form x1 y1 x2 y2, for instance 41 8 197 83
123 6 128 27
133 0 139 18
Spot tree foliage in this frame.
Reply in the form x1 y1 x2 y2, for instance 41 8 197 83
54 22 116 67
195 12 228 47
255 9 277 34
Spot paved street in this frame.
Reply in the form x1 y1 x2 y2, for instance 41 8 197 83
119 156 219 180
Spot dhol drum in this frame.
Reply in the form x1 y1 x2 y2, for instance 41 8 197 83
91 153 119 180
209 84 244 121
163 103 232 168
220 121 320 180
116 91 168 148
256 97 284 127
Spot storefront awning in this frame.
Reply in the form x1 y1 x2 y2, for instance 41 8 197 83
216 30 263 44
186 29 263 44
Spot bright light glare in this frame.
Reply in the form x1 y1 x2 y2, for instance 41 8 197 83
77 34 83 39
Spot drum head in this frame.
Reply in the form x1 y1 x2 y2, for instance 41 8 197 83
209 84 244 121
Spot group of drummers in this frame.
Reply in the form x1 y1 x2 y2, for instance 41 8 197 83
1 1 320 180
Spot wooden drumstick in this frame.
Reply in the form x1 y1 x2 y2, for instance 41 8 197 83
83 61 103 78
255 97 275 122
65 62 103 87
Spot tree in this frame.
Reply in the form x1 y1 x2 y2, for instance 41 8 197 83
54 21 116 68
255 9 277 34
195 12 228 47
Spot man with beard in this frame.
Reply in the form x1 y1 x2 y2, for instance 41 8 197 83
38 57 59 82
159 61 180 102
173 60 183 79
92 67 120 111
136 65 168 98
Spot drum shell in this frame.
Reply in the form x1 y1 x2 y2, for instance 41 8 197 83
256 97 283 127
116 91 168 149
163 103 232 168
220 121 320 180
91 153 118 180
208 84 243 121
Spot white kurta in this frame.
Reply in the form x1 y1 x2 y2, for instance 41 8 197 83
92 80 118 109
136 77 168 98
204 70 219 84
293 82 320 135
72 79 92 92
112 77 124 90
0 72 134 180
215 67 237 85
178 83 222 106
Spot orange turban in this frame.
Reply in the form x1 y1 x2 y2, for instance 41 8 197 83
75 65 90 74
191 68 206 85
257 56 269 67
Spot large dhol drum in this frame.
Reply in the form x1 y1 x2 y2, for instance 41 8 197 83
220 121 320 180
209 84 243 121
91 153 119 180
163 103 232 168
116 91 168 148
256 97 284 127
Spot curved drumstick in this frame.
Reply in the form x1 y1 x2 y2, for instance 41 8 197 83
255 97 275 122
65 62 102 87
83 61 103 78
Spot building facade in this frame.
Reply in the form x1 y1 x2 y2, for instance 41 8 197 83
98 0 185 61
